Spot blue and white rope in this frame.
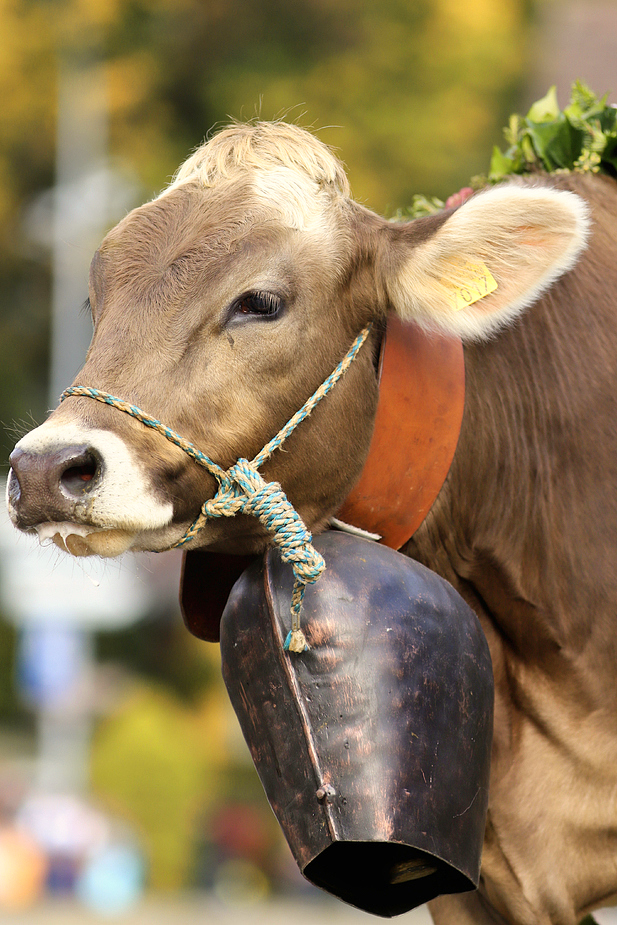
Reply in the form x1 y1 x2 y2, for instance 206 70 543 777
60 324 372 652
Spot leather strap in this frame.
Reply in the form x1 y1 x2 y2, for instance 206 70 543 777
180 318 465 640
336 317 465 548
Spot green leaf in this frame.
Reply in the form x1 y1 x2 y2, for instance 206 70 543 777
520 134 537 165
525 116 583 171
527 85 560 123
484 81 614 180
398 194 445 219
503 113 523 147
488 145 516 181
565 80 607 124
599 105 617 134
570 79 598 109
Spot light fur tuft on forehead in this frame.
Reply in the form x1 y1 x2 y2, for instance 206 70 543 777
163 121 351 199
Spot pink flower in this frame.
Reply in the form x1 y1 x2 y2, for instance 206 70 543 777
445 187 474 209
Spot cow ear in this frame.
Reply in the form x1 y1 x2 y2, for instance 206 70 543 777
384 184 590 340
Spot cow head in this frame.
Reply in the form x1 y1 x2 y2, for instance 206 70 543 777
7 122 590 558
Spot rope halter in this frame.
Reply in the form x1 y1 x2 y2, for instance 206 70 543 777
60 324 373 654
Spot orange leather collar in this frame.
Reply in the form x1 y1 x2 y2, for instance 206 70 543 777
180 318 465 640
336 317 465 549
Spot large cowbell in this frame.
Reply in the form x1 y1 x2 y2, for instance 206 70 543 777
220 531 493 917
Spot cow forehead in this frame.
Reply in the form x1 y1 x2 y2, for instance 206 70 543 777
165 162 341 232
98 179 275 261
250 166 338 231
94 170 341 290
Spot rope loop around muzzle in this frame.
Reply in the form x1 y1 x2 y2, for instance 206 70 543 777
60 324 372 653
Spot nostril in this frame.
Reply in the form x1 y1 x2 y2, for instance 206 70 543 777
7 469 21 507
7 443 103 528
60 453 100 497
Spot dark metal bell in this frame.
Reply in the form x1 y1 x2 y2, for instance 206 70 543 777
220 531 493 917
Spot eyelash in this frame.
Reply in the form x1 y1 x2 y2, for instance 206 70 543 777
233 291 283 318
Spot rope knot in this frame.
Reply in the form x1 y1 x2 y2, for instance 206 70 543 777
234 461 326 652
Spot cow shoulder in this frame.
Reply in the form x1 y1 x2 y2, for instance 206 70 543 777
377 178 591 341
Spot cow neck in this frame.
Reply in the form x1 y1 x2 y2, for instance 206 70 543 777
336 316 465 550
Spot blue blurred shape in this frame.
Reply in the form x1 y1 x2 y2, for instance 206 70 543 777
17 624 86 708
76 844 145 916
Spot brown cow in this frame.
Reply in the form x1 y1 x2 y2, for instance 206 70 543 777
7 122 617 925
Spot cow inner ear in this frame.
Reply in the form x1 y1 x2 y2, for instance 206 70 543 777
383 184 590 342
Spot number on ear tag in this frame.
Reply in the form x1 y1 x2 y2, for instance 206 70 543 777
441 260 498 311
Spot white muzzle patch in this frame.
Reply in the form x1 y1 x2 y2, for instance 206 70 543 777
9 420 174 557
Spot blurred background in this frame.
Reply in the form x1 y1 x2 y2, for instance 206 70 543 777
0 0 615 921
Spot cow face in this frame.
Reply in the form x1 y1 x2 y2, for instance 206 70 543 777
6 122 590 559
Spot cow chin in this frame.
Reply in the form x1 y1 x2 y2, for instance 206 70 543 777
31 520 192 558
36 523 137 558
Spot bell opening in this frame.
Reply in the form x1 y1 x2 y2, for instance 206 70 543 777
303 841 474 918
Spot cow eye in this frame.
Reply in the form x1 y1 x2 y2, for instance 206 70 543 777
232 291 283 319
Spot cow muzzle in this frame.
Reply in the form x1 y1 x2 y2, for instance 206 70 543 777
7 420 175 556
8 443 100 528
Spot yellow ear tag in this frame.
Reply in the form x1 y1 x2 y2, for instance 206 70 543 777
441 260 498 311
